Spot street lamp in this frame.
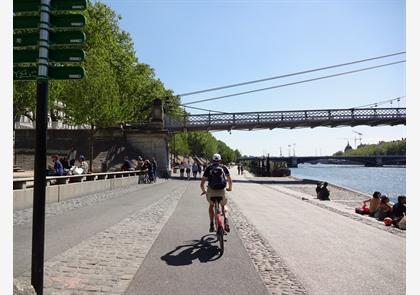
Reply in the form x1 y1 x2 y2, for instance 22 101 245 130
288 144 291 157
293 143 296 157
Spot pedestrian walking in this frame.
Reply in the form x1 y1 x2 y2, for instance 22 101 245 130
151 157 158 182
186 161 192 180
180 162 185 179
197 163 202 177
192 161 199 180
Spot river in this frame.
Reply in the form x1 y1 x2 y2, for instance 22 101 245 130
290 163 406 203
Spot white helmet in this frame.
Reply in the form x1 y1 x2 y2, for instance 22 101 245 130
212 153 222 161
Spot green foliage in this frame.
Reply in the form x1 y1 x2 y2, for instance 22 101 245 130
170 131 241 163
13 1 181 127
333 139 406 156
13 81 36 121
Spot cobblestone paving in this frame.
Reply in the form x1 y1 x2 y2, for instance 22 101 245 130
14 180 165 226
263 183 406 238
229 199 308 295
17 185 187 295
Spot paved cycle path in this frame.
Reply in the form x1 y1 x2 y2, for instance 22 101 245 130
125 180 269 295
14 180 183 277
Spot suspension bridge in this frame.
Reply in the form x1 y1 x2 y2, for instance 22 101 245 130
163 107 405 132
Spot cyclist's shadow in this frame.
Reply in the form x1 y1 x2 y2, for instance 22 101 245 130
161 234 222 266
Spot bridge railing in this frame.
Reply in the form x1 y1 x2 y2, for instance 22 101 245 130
165 108 405 131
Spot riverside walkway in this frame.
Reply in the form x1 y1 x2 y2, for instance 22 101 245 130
13 168 405 294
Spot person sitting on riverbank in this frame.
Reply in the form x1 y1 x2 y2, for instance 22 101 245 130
79 155 89 174
47 155 64 176
317 182 330 201
373 195 393 221
392 195 406 227
362 191 382 217
316 182 322 195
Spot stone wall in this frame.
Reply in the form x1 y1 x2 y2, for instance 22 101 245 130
14 128 170 175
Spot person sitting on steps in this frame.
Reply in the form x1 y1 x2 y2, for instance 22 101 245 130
317 182 330 201
391 195 406 227
373 195 393 221
362 191 382 217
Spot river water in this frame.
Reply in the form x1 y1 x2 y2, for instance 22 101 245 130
290 163 406 203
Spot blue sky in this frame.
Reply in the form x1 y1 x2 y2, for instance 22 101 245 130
100 0 406 156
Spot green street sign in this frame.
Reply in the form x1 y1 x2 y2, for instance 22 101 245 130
13 15 39 30
50 66 85 79
51 14 86 28
14 31 86 47
14 50 38 63
50 49 85 62
14 48 85 63
14 14 86 30
13 32 38 47
52 31 86 45
13 66 38 80
14 0 87 13
14 66 85 80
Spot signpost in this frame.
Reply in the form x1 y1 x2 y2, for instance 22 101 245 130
13 0 87 294
14 14 86 29
14 0 87 13
14 49 86 63
14 66 86 80
14 31 86 47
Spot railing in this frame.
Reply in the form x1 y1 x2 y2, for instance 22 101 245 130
13 170 140 190
165 107 406 131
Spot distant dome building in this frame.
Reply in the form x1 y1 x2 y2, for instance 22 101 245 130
344 141 353 152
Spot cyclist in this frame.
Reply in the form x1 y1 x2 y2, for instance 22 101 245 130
200 153 233 233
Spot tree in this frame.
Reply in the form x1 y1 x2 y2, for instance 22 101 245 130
13 81 36 123
62 49 121 171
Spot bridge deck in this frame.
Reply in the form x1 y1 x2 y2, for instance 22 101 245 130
165 107 405 132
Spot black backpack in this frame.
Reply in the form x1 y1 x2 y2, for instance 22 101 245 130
208 163 227 189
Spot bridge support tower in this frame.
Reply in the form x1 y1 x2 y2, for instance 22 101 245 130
286 157 298 168
125 99 170 177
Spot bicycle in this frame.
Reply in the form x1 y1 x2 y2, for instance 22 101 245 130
202 192 226 253
138 171 150 184
212 196 226 252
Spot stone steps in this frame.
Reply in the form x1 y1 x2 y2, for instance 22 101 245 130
13 165 25 172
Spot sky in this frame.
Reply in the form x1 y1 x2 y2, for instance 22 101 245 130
100 0 406 157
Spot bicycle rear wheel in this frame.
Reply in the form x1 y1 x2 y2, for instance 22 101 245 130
217 227 224 253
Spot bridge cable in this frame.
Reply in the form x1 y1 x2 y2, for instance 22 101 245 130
179 105 228 114
177 52 405 98
353 96 406 108
181 96 406 115
182 60 406 106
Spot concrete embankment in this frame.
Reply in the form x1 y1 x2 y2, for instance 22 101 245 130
13 174 140 210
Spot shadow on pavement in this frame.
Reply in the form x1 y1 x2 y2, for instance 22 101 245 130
161 234 223 266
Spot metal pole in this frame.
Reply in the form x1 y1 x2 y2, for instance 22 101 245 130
31 1 50 294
